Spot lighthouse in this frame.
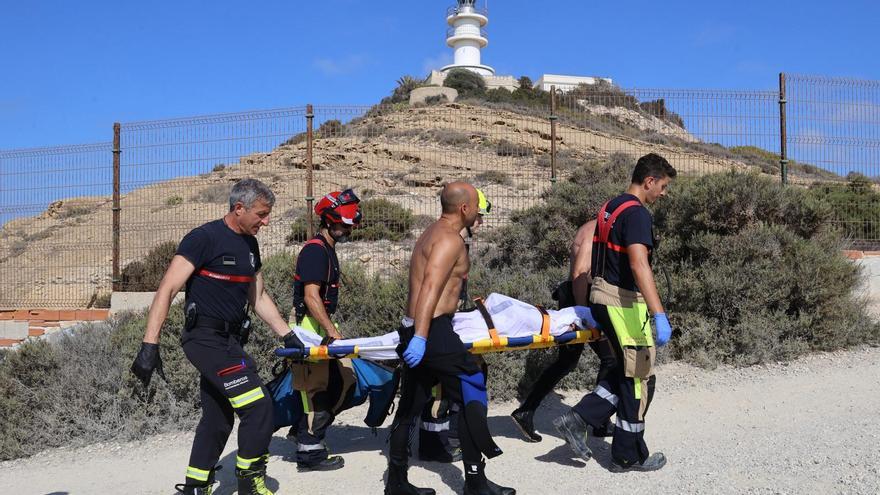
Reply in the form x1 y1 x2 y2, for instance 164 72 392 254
440 0 495 76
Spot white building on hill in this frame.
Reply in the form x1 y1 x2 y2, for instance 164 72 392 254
428 0 610 93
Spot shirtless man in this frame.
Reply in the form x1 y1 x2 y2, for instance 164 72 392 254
385 182 515 495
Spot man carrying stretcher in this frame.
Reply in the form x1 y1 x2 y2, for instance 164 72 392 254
386 181 515 495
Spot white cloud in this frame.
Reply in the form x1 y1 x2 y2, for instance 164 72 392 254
421 52 453 76
313 54 370 76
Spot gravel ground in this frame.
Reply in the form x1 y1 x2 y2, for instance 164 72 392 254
2 346 879 495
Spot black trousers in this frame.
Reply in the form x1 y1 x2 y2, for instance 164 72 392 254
519 339 617 412
389 315 501 467
572 305 656 466
181 326 274 484
294 360 343 464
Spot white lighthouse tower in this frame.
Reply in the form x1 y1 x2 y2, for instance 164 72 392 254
440 0 494 76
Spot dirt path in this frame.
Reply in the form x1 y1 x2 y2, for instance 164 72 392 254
3 347 879 495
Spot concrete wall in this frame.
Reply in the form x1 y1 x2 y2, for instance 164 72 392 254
409 86 458 105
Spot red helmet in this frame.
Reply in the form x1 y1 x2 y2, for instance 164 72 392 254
315 189 362 225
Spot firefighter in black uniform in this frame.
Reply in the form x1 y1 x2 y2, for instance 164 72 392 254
553 153 675 472
287 189 361 472
131 178 306 495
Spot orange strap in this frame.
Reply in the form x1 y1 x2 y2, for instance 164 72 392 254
474 298 502 347
536 305 551 342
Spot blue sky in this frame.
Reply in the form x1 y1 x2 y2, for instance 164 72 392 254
1 0 878 150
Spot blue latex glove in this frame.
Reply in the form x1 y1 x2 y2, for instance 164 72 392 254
403 335 427 368
653 313 672 347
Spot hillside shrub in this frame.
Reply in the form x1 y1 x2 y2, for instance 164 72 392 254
809 173 880 241
443 68 486 99
120 241 178 291
351 198 413 242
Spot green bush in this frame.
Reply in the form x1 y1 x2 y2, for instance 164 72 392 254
443 68 486 98
120 241 178 291
486 154 879 371
351 198 413 242
286 216 315 245
809 173 880 241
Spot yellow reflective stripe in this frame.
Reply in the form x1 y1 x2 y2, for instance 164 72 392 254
607 302 654 347
300 316 339 337
186 466 211 481
300 390 310 413
236 455 262 469
633 377 642 400
229 386 265 408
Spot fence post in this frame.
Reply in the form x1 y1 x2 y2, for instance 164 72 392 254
112 122 121 291
550 85 557 183
306 104 315 238
779 73 788 185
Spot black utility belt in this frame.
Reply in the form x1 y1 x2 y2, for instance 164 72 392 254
189 314 250 335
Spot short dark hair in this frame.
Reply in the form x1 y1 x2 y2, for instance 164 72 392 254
631 153 677 184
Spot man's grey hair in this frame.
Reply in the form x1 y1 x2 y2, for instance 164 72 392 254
228 178 276 211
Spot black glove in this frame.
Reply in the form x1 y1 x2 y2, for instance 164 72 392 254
283 331 306 357
131 342 166 386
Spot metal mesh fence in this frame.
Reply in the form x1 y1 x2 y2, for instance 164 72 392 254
0 143 112 308
1 74 878 308
117 107 309 292
786 74 880 244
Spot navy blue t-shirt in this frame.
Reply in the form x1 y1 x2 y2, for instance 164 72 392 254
590 193 654 292
176 219 261 323
292 234 340 319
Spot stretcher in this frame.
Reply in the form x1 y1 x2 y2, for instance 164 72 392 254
275 293 601 361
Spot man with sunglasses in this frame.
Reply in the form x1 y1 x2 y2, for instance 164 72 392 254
417 188 492 464
287 189 361 472
387 182 514 495
554 153 675 473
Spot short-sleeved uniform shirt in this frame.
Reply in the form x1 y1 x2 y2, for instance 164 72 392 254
590 193 653 293
293 234 340 319
176 219 261 323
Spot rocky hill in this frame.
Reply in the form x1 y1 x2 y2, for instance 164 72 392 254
1 101 761 308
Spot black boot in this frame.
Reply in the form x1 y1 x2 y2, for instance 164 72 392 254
385 462 436 495
236 456 273 495
297 455 345 472
553 409 592 461
510 408 542 442
609 452 667 473
591 421 614 438
463 460 516 495
174 465 220 494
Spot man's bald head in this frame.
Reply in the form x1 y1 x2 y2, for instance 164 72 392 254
440 181 477 214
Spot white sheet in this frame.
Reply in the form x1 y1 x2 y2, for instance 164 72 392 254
290 293 594 361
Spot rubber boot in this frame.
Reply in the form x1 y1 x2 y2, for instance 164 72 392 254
553 409 592 461
385 462 436 495
463 460 516 495
510 408 542 442
174 465 220 494
609 452 667 473
236 456 274 495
